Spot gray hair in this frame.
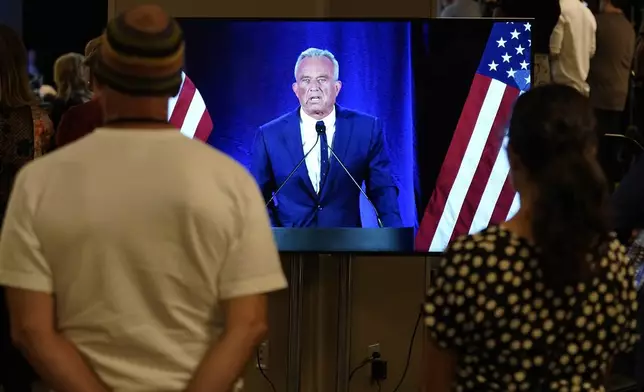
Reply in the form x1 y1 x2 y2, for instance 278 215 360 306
293 48 340 81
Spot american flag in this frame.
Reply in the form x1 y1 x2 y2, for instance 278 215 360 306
168 72 213 141
415 22 532 252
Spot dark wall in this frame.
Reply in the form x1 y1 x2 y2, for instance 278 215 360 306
22 0 107 85
0 0 22 36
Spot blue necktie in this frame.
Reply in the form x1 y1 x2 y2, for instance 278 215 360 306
317 120 329 191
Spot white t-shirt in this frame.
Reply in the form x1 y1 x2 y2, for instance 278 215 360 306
0 128 287 391
550 0 597 95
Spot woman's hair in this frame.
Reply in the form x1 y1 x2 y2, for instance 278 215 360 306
53 53 92 103
0 24 36 107
508 84 611 288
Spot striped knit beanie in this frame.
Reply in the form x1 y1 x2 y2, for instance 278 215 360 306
93 5 184 97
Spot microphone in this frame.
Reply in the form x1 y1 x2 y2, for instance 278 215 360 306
316 123 384 228
265 133 320 207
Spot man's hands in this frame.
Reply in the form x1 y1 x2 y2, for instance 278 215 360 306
185 294 269 392
7 288 108 392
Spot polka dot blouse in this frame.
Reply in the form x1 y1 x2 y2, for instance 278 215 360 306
425 226 639 391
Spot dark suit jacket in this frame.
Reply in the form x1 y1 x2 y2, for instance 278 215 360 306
251 106 402 228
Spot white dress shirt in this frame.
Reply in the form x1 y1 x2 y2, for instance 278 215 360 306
300 107 336 193
549 0 597 95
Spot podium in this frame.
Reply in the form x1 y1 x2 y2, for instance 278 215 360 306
273 228 415 392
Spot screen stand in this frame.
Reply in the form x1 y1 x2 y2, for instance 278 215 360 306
285 254 354 392
335 254 352 392
286 254 304 392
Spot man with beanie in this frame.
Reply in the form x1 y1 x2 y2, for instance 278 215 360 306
0 5 286 392
55 36 104 148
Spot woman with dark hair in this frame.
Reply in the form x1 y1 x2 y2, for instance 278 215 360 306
0 24 53 392
424 84 639 391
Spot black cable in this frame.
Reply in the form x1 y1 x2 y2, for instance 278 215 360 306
256 348 277 392
348 357 372 381
391 306 424 392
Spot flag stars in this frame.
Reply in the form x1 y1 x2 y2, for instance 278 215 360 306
525 75 531 84
484 25 532 87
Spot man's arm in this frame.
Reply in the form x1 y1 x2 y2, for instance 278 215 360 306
0 170 107 392
424 330 457 392
365 118 402 227
588 10 597 58
186 170 287 392
549 14 566 59
250 127 280 226
185 295 268 392
7 289 109 392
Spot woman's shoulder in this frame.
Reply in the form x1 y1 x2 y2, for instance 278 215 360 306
597 235 630 270
449 225 525 255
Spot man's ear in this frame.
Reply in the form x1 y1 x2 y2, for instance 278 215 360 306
292 82 298 96
334 80 342 96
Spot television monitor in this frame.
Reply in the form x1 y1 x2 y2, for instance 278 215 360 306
172 18 533 253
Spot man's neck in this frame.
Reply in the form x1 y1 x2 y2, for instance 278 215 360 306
104 111 173 130
602 3 623 13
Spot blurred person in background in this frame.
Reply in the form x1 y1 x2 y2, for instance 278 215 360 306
56 37 104 148
633 22 644 138
439 0 482 17
611 121 644 391
424 84 639 391
550 0 597 95
588 0 635 136
0 5 286 392
0 24 53 392
49 53 92 133
27 49 43 98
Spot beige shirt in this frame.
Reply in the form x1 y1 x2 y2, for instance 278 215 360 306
550 0 597 95
0 128 287 391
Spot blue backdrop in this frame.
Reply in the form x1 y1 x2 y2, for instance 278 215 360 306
179 20 417 228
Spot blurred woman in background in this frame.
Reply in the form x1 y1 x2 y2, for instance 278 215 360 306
49 52 92 133
56 37 104 148
0 23 53 392
424 84 639 391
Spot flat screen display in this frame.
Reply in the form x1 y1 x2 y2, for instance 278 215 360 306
172 18 532 253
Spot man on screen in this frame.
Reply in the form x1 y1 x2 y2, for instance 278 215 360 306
251 48 402 228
